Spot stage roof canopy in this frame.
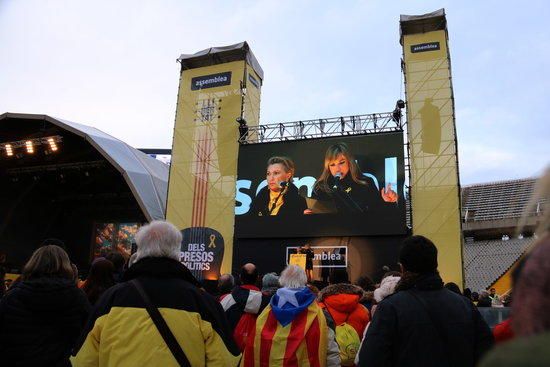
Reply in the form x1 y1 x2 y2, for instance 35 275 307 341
0 113 168 221
177 41 264 82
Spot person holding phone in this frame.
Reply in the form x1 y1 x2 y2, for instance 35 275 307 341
249 156 307 216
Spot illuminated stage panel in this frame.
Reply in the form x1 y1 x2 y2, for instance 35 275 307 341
235 132 407 238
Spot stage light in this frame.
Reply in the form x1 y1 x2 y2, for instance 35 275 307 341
25 141 34 154
47 137 58 152
5 144 13 157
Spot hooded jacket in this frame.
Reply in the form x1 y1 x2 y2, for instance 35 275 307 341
71 257 240 367
241 287 340 367
318 283 370 336
0 277 90 367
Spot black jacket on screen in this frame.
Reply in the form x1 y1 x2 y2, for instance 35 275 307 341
249 183 307 217
312 174 384 214
358 273 494 367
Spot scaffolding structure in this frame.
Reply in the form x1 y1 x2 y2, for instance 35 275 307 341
238 112 404 144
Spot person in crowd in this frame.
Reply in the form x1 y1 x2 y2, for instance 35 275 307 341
218 273 235 300
318 281 371 365
471 291 480 305
0 245 90 367
81 258 115 305
220 263 270 351
105 251 125 283
488 287 498 301
501 292 512 307
355 275 376 311
371 272 401 317
249 156 307 217
261 272 280 298
309 142 389 214
318 282 370 335
321 251 331 283
357 235 493 367
307 282 320 296
491 256 527 345
477 290 492 307
463 287 472 301
480 168 550 366
72 220 240 366
444 282 462 295
241 265 340 366
330 268 350 284
300 243 315 281
355 272 401 366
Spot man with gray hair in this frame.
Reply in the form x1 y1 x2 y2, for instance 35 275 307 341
241 265 340 366
72 220 240 366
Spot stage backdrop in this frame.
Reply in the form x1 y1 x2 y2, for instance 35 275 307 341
233 235 408 284
166 42 263 280
400 9 464 287
235 132 406 237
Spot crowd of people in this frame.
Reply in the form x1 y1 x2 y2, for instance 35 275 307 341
0 170 548 366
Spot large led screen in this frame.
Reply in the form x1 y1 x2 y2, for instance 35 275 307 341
235 132 406 237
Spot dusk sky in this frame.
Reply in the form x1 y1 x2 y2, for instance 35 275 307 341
1 0 548 184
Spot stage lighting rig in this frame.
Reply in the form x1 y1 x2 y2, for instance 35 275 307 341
237 117 249 141
392 99 406 124
5 144 13 157
1 135 63 157
25 141 34 154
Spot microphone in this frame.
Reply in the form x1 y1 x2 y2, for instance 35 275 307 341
332 173 342 189
279 181 288 189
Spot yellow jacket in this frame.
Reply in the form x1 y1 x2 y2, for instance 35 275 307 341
72 257 241 366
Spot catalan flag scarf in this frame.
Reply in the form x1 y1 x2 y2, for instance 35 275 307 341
241 287 329 367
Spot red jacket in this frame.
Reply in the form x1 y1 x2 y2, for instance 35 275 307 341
493 317 514 344
317 283 370 336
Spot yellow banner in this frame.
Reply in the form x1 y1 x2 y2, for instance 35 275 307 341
167 55 262 280
402 25 463 287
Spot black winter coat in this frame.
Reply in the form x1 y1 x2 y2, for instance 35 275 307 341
249 183 307 217
358 273 494 367
0 277 90 367
312 174 383 213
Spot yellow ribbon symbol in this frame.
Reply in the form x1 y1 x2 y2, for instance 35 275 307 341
209 234 216 248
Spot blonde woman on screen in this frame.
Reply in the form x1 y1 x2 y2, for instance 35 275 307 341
249 156 307 216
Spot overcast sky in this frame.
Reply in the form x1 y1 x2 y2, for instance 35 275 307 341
1 0 548 184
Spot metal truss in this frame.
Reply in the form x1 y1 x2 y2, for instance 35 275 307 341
238 112 404 144
6 160 106 175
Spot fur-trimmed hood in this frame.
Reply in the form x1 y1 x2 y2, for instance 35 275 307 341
317 283 365 301
317 284 366 313
317 283 370 334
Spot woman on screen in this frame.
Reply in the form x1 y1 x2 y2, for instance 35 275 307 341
309 142 387 214
249 156 307 216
